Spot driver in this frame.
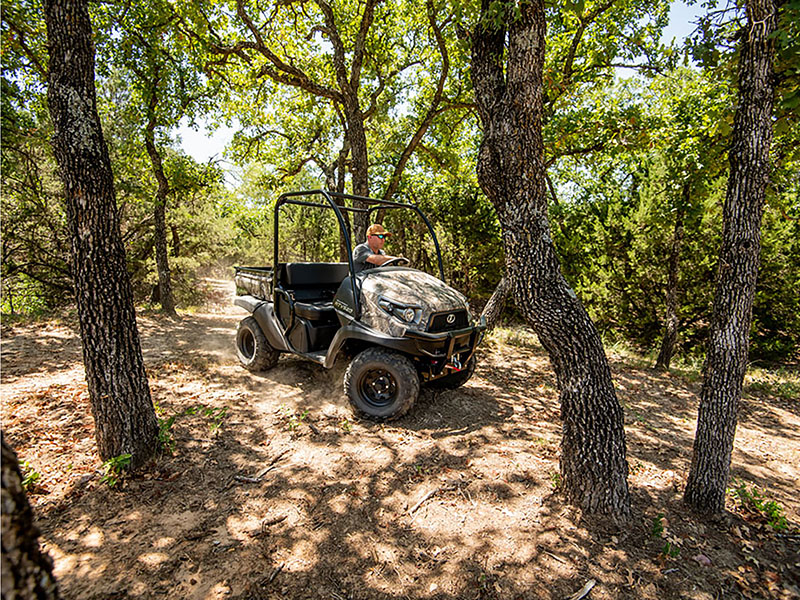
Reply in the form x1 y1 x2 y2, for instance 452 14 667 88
352 224 404 274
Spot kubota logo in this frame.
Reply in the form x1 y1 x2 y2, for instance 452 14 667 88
446 313 456 324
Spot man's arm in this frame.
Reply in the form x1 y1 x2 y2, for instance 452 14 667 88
365 253 395 266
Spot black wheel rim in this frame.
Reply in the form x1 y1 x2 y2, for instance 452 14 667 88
359 368 398 408
240 330 255 359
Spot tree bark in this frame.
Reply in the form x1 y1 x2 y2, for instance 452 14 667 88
472 0 630 520
655 184 687 370
342 92 370 241
1 433 60 600
170 225 180 257
144 72 177 317
44 0 158 469
480 276 510 329
684 0 776 513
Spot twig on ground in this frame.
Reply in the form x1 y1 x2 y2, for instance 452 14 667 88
409 488 440 515
234 475 261 483
565 579 596 600
249 515 287 537
458 485 476 507
263 514 288 527
256 449 290 478
545 551 567 564
409 480 459 516
307 421 320 435
267 563 284 583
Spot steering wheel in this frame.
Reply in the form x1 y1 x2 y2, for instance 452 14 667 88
380 256 410 268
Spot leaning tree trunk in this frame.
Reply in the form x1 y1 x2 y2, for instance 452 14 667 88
471 0 630 520
655 185 687 370
480 276 510 330
684 0 776 513
1 433 60 599
144 84 177 317
44 0 158 469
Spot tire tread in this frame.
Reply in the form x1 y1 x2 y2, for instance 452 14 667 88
344 348 419 421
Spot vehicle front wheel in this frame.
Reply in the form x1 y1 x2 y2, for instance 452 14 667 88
426 355 476 390
236 316 279 372
344 348 419 421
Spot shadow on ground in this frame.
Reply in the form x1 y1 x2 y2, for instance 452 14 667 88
2 311 798 600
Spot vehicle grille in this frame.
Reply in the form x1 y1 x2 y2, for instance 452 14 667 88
428 309 469 333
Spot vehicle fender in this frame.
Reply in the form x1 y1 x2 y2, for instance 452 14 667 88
253 302 290 353
234 295 262 314
235 296 289 352
323 324 414 368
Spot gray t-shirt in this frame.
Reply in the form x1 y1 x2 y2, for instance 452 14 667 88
353 242 384 274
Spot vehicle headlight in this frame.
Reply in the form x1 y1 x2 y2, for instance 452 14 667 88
378 296 422 324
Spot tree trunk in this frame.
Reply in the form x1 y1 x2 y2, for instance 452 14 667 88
1 433 60 599
684 0 776 514
655 185 687 370
44 0 158 469
152 199 176 315
471 0 630 520
323 155 351 263
170 225 180 257
345 105 370 241
480 276 510 329
144 74 177 317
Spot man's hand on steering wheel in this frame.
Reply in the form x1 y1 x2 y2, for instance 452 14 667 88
380 256 410 268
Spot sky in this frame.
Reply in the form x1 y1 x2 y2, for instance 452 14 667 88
174 1 706 170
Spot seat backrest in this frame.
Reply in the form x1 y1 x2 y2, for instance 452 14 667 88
282 262 350 287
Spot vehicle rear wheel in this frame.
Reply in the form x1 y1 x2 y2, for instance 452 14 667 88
426 355 476 390
344 348 419 421
236 316 279 371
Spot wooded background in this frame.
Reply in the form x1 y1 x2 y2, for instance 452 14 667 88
1 1 799 587
2 0 798 366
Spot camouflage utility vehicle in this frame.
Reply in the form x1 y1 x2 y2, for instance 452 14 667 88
233 190 486 421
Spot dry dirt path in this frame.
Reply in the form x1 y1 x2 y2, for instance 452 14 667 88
1 280 798 600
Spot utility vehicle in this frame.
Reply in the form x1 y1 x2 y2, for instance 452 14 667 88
234 190 486 421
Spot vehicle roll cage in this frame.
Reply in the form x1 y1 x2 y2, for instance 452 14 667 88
273 190 445 320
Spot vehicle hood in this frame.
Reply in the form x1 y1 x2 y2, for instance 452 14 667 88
358 268 471 337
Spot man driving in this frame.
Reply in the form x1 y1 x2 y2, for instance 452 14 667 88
352 224 404 274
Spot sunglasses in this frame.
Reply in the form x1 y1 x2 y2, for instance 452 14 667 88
371 234 387 240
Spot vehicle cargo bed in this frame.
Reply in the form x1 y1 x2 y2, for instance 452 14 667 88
234 266 272 300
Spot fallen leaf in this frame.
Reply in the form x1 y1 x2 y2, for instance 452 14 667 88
692 553 712 567
764 570 779 583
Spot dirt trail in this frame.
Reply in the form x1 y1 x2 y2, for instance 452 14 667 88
1 280 798 600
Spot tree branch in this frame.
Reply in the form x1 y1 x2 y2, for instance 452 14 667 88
545 141 606 167
2 16 46 77
471 0 507 120
314 0 352 97
349 0 380 91
546 0 618 111
382 0 450 202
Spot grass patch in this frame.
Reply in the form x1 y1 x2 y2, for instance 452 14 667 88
745 367 800 401
487 326 542 350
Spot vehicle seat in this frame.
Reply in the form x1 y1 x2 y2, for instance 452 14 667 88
278 262 349 323
294 299 335 321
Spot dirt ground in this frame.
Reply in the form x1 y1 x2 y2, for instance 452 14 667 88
1 279 799 600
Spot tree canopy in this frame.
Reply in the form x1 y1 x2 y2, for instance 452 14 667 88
3 0 797 360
